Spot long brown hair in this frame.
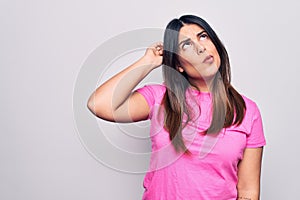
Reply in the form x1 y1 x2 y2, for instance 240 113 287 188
162 15 246 154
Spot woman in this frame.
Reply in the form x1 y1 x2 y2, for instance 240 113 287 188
87 15 266 200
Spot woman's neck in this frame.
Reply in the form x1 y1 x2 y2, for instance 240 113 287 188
188 77 214 92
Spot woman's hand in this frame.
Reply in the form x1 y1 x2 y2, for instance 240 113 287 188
141 42 163 69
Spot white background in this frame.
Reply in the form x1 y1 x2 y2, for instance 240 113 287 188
1 0 300 199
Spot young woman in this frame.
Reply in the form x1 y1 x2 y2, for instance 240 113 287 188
87 15 266 200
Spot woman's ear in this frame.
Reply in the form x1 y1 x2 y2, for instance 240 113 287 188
176 59 184 73
177 66 184 73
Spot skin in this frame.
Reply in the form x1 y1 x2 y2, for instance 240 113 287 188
177 24 221 92
237 147 264 200
87 23 263 200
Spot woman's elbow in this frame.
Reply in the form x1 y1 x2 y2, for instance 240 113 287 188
86 97 115 121
87 95 96 114
87 96 102 117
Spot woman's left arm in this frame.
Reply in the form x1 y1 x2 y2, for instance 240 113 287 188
237 147 264 200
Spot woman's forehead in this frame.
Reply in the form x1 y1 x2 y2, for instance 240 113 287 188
178 24 204 39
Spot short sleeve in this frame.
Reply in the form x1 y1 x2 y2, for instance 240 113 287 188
246 103 266 148
135 84 166 119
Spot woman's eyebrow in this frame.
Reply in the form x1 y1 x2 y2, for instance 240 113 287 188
178 31 207 47
197 30 206 37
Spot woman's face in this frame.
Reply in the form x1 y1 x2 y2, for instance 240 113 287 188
177 24 221 82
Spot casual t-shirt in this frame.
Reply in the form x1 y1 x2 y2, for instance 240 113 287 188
136 84 266 200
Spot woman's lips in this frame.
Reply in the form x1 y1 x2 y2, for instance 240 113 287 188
203 55 214 63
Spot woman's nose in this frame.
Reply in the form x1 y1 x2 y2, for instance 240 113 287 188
196 43 206 54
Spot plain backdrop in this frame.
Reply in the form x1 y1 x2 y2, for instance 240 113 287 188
1 0 300 199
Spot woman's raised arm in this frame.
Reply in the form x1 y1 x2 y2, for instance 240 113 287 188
87 42 163 122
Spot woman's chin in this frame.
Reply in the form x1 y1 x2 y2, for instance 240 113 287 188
201 65 220 80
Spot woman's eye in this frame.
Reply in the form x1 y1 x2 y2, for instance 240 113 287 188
182 42 192 49
199 33 208 40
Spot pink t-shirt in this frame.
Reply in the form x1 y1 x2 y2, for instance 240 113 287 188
136 84 266 200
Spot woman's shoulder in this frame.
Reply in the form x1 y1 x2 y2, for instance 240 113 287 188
144 83 166 91
237 93 265 144
136 83 166 102
239 94 262 119
229 93 263 135
137 83 166 94
241 94 259 110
